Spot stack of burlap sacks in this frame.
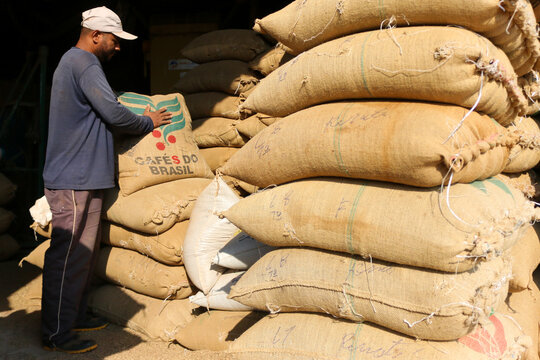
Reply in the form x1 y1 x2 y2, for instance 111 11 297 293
23 91 225 342
174 29 289 174
0 172 18 260
203 1 540 359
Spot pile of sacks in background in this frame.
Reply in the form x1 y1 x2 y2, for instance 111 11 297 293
174 29 291 176
210 0 540 358
0 172 18 260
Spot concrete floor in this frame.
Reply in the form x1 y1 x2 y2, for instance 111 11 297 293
0 259 232 360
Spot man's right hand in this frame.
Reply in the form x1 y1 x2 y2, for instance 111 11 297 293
143 105 173 128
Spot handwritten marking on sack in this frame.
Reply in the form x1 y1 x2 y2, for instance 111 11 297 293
341 335 424 359
282 190 293 206
325 109 388 129
336 198 350 218
254 137 271 159
270 211 282 220
269 194 277 209
272 325 296 346
264 254 289 281
354 263 393 276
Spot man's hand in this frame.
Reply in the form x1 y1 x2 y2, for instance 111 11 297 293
143 105 173 128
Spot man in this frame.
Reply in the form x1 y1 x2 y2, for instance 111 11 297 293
41 6 172 354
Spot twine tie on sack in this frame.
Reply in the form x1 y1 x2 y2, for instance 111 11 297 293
291 0 345 44
403 301 484 329
442 69 484 144
371 39 455 77
505 2 521 34
380 15 408 55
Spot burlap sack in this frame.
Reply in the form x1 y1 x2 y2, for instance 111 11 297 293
18 239 49 269
7 273 42 309
242 26 527 125
253 0 540 76
29 222 51 239
175 310 263 351
248 45 294 76
199 147 239 172
181 29 270 63
534 0 540 21
519 71 540 115
0 234 20 261
221 175 259 196
229 312 530 360
101 220 188 266
508 225 540 292
499 284 540 360
224 177 536 272
116 92 213 196
235 113 279 139
497 171 540 200
88 284 196 341
103 177 211 234
504 117 540 173
185 92 249 120
0 207 15 233
192 117 246 148
96 246 194 300
229 248 510 340
173 60 259 95
0 172 16 206
220 101 514 188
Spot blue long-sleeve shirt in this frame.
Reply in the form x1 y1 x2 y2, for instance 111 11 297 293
43 47 153 190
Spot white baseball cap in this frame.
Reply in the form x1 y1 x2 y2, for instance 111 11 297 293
81 6 137 40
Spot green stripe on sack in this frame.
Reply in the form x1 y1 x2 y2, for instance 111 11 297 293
485 178 514 200
156 98 180 111
349 323 364 360
333 103 354 176
360 32 374 97
378 0 386 21
118 92 155 110
469 178 514 200
162 113 186 144
346 185 366 253
469 180 488 194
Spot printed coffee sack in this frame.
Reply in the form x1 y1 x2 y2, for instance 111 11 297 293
229 312 530 360
116 92 213 196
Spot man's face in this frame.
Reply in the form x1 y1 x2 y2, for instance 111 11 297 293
95 32 120 63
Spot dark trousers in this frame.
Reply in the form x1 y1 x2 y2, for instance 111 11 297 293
42 188 103 345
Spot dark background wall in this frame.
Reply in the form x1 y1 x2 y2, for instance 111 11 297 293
0 0 289 248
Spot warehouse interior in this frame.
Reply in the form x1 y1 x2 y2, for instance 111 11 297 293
0 0 289 249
